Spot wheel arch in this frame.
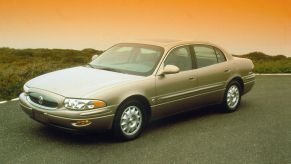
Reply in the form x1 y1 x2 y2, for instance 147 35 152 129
117 94 152 121
228 76 244 93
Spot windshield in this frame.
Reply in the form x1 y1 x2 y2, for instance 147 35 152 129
90 43 164 76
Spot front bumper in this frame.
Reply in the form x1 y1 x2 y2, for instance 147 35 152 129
19 93 116 131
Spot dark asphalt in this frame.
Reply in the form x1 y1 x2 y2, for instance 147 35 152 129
0 76 290 164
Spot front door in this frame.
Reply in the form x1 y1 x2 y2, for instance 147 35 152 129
153 45 198 118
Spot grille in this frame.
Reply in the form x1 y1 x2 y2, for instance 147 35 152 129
28 92 58 108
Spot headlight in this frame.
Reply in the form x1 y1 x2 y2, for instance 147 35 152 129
23 85 29 93
64 98 106 110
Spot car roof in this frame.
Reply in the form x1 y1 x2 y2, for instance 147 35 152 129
125 39 223 49
122 39 232 60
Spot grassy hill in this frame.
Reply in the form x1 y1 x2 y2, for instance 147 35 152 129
0 48 290 100
0 48 102 100
235 52 291 73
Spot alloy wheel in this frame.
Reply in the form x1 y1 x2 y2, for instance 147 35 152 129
226 85 240 109
120 106 142 136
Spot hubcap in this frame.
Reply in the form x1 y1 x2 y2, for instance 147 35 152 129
120 106 142 136
227 85 240 109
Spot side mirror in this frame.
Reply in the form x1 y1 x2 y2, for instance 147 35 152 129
91 54 99 61
159 65 180 75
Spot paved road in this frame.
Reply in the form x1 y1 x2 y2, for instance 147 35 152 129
0 76 290 164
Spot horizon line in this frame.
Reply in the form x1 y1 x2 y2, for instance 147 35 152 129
0 46 290 57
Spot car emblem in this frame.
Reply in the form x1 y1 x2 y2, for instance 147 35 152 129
38 96 44 104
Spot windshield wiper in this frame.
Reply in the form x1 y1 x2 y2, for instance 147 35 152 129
86 64 95 68
97 67 122 73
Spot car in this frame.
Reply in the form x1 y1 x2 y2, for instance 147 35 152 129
19 40 255 140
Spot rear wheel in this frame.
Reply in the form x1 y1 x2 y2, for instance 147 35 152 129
113 100 147 141
222 81 241 112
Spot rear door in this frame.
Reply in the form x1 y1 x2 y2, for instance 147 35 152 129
192 45 230 105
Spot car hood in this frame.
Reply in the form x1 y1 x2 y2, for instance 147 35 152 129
26 66 142 98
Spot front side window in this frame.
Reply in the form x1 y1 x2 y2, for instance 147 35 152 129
193 45 218 68
164 46 193 71
90 43 164 76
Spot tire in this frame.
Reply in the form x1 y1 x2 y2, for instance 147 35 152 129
222 81 242 112
113 100 147 141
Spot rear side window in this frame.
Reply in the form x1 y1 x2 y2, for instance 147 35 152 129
193 46 218 68
215 47 226 63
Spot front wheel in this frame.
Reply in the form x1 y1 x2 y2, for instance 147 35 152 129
222 81 241 112
113 100 147 141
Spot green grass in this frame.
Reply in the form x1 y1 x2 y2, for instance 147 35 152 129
235 52 291 73
0 48 290 101
0 48 102 100
253 60 291 73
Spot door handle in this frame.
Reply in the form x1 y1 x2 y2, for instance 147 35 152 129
224 69 231 73
188 77 196 80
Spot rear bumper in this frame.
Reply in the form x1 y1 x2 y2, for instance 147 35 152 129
243 73 255 94
19 93 115 131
